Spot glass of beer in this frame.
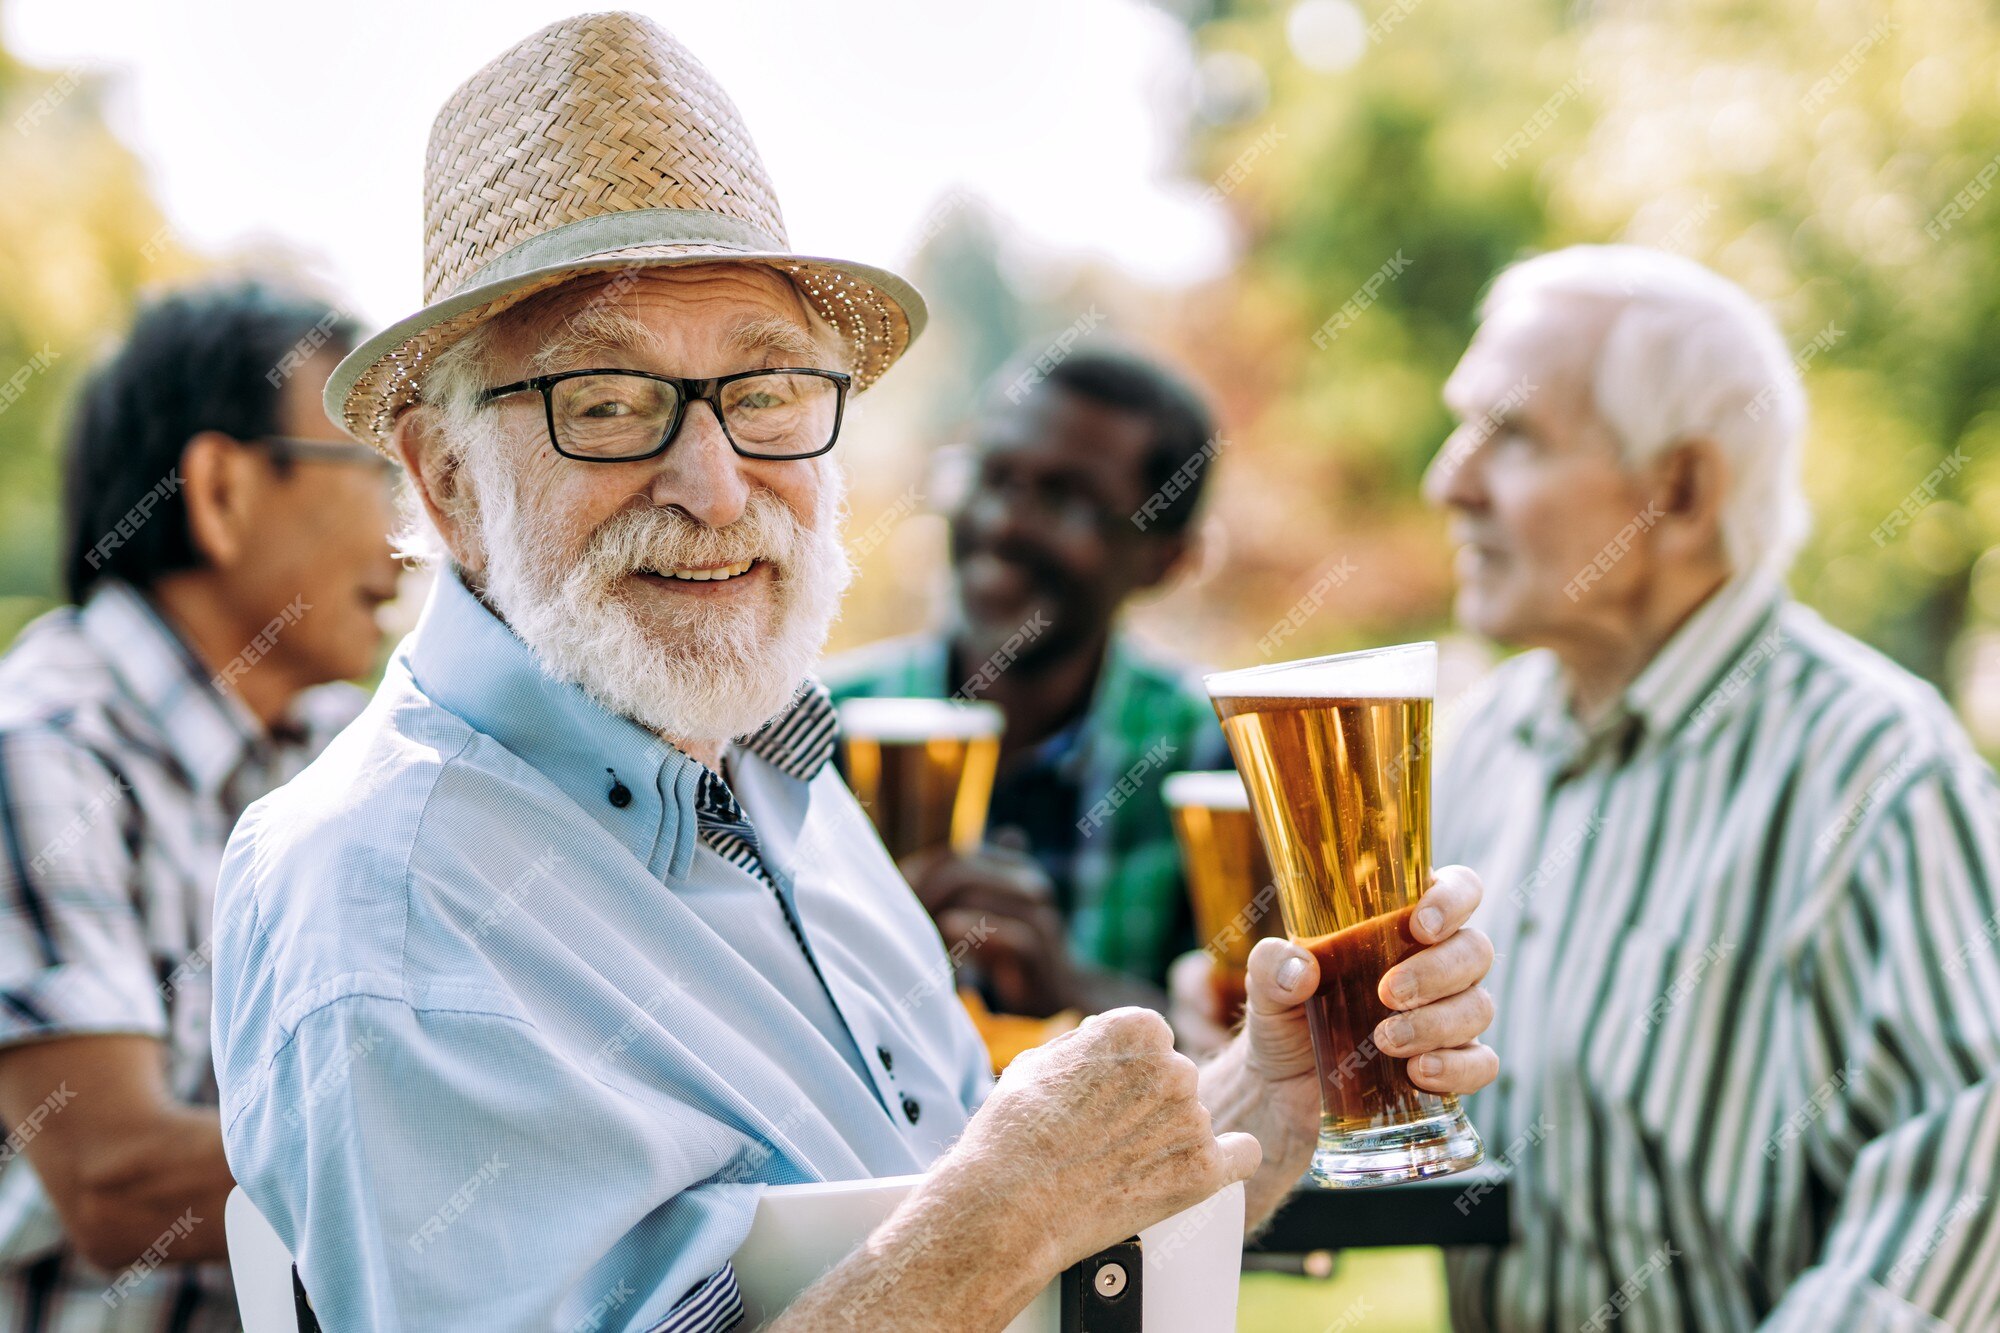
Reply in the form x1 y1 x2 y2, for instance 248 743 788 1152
1205 642 1483 1188
837 698 1004 861
1163 771 1282 1029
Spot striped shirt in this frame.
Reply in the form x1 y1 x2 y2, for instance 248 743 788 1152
0 581 360 1333
1437 572 2000 1330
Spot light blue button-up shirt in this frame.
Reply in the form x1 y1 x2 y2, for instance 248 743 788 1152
211 571 992 1332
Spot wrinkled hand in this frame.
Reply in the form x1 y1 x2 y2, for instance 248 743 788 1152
901 844 1084 1017
940 1007 1262 1275
1211 866 1498 1206
1246 864 1496 1091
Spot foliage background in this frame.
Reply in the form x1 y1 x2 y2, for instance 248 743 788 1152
1 4 1992 1327
3 0 1997 758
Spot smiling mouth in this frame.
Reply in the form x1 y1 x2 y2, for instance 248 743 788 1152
960 550 1041 597
638 558 759 583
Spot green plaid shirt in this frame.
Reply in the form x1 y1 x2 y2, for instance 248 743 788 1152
824 631 1230 986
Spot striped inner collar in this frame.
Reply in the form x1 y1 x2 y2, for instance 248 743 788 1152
733 678 839 783
694 678 840 822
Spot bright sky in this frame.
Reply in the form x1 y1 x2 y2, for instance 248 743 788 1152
5 0 1234 330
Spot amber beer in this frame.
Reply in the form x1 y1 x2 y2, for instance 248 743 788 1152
1206 643 1483 1188
1163 771 1282 1028
837 698 1003 861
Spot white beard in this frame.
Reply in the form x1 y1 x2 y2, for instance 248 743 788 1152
466 439 852 744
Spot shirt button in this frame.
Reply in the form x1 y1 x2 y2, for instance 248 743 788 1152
877 1045 894 1073
901 1095 921 1125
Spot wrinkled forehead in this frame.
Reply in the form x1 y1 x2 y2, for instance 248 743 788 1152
1444 291 1617 426
491 263 817 371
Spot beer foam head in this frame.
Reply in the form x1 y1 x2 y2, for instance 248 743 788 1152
1205 641 1436 700
836 696 1004 741
1162 770 1250 810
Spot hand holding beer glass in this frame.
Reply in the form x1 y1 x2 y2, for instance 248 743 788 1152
1205 642 1484 1188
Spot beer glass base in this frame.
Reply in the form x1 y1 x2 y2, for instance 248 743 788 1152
1306 1106 1484 1189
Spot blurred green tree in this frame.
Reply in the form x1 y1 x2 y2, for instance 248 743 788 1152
0 5 192 643
1173 0 2000 713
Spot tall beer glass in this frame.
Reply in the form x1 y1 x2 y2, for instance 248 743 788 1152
1205 643 1483 1188
1163 771 1283 1028
837 698 1004 861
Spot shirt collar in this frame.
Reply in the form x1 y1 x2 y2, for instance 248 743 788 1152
79 579 270 797
737 679 839 783
1514 570 1788 772
1624 569 1788 742
699 680 841 830
407 570 836 876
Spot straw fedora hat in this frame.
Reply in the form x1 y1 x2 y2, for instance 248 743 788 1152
325 10 926 450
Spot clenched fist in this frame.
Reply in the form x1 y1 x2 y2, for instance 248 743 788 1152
938 1007 1260 1273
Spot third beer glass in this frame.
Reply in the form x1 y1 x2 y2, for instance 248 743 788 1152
837 698 1003 861
1163 770 1282 1028
1205 642 1483 1188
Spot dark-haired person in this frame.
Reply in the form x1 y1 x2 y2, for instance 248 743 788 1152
0 281 399 1327
827 344 1230 1019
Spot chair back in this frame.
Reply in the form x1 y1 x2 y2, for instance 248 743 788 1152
733 1173 1245 1330
225 1188 312 1333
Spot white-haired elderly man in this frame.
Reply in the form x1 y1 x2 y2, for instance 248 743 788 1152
208 15 1499 1332
1424 243 2000 1331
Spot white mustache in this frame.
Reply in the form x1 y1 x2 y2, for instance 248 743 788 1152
470 449 853 741
579 491 805 582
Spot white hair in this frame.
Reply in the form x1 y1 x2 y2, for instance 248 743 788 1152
465 418 851 743
1482 244 1811 579
388 318 502 567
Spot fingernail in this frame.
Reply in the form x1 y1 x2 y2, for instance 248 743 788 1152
1276 955 1308 992
1417 1054 1443 1079
1390 973 1419 1007
1417 906 1443 938
1377 1017 1414 1050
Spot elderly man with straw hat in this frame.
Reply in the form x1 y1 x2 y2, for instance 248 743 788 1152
210 14 1497 1329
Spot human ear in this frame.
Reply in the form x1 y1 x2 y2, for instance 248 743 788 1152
392 409 487 572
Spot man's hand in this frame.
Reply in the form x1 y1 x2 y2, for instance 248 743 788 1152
774 1008 1259 1331
901 845 1087 1016
1199 865 1498 1228
1167 948 1233 1057
935 1006 1260 1269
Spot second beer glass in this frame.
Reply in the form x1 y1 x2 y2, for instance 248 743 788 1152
836 698 1003 861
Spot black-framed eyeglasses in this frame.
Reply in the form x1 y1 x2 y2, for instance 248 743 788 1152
477 367 851 463
245 436 399 475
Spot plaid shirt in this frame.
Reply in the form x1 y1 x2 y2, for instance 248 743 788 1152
824 630 1229 986
0 581 361 1332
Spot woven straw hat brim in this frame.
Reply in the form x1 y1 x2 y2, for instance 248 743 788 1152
324 7 929 451
326 237 924 452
